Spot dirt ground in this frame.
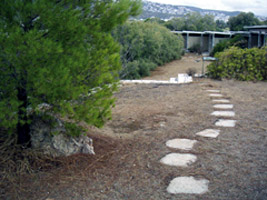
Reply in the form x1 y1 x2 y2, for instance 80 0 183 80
143 53 211 80
2 54 267 200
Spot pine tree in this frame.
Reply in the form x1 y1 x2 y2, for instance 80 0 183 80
0 0 141 145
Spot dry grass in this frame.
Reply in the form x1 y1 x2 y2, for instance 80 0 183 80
1 54 266 199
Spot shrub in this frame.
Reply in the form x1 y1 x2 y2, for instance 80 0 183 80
210 35 248 56
186 68 197 76
113 21 184 79
207 47 267 81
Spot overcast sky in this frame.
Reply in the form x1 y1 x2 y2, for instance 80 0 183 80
147 0 267 16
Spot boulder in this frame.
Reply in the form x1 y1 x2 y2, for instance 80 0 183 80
30 116 95 157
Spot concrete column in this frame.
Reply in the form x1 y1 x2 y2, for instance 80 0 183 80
200 34 203 53
208 34 211 52
264 34 267 46
248 33 252 48
258 32 261 47
212 34 215 49
186 33 189 50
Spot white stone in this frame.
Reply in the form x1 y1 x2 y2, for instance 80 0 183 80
213 104 234 109
206 89 220 93
177 73 193 83
169 77 178 83
196 129 220 138
166 139 197 150
212 99 230 103
211 111 235 117
209 93 223 97
120 78 192 85
167 176 209 194
215 119 236 127
160 153 197 167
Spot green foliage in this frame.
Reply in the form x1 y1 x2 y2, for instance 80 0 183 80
207 47 267 81
165 12 217 31
228 12 261 31
113 21 184 79
215 19 228 31
0 0 141 138
210 35 248 56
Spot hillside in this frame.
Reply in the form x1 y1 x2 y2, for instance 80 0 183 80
136 0 266 22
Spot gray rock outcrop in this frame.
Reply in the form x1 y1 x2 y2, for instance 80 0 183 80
30 116 95 157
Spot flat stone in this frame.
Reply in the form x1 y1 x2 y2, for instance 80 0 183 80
211 111 235 117
213 104 234 109
166 139 197 150
212 99 230 103
196 129 220 138
206 89 220 93
177 74 193 83
160 153 197 167
215 119 236 127
209 93 223 97
167 176 209 194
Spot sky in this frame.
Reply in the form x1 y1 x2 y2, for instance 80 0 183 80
147 0 267 16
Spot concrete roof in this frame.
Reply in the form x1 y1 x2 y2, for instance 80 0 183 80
244 25 267 29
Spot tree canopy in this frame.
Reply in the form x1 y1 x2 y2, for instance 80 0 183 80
165 12 217 31
228 12 261 31
0 0 141 145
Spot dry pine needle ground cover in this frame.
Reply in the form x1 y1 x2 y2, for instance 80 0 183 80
1 54 267 200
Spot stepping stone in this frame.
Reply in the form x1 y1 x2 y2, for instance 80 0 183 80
212 99 230 103
213 104 234 109
209 93 223 97
167 176 209 194
215 119 236 127
211 111 235 117
166 139 197 150
196 129 220 138
160 153 197 167
206 89 220 93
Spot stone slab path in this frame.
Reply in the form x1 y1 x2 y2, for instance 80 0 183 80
161 87 237 195
160 153 197 167
166 138 197 150
215 119 237 127
213 104 234 109
196 129 220 138
167 176 209 194
212 99 230 103
211 111 235 117
209 93 223 97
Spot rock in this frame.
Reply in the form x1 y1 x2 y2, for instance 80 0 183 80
166 138 197 150
167 176 209 194
160 153 197 167
30 116 95 157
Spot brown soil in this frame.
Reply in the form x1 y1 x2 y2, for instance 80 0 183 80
2 54 267 200
143 53 211 80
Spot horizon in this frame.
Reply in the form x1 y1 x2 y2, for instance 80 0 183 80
145 0 267 17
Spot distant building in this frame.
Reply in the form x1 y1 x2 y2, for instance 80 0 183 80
172 25 267 54
244 25 267 48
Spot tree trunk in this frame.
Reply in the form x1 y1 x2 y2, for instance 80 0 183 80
17 86 31 146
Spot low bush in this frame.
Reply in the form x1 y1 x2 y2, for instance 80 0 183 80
210 35 248 56
207 47 267 81
113 21 184 79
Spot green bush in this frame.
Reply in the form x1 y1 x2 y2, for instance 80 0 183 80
113 21 184 79
210 35 248 56
207 47 267 81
